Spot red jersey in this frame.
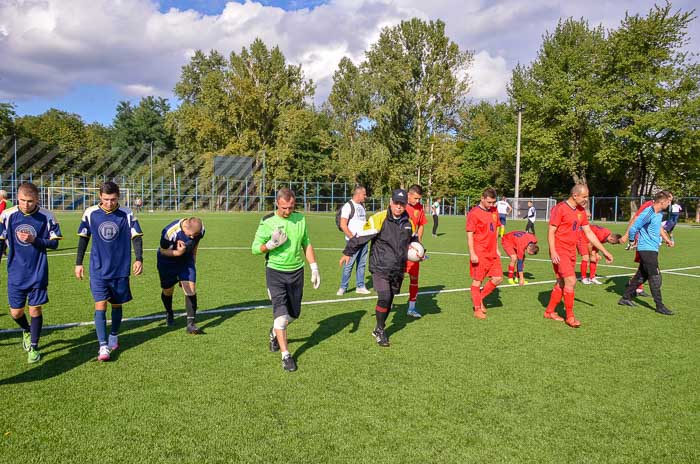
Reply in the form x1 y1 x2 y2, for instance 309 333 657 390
550 201 589 252
580 224 610 246
502 231 537 259
633 200 654 219
406 202 427 229
0 199 6 215
466 205 500 258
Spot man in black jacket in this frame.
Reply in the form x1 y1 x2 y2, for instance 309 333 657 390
340 189 417 347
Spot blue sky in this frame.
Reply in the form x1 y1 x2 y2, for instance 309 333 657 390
2 0 697 126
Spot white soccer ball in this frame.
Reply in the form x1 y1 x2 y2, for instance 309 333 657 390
407 242 425 262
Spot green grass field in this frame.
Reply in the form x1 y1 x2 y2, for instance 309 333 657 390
1 212 698 463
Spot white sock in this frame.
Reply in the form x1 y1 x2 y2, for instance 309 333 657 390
281 351 290 358
408 301 416 310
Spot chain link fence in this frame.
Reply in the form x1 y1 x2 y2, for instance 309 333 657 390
0 174 698 223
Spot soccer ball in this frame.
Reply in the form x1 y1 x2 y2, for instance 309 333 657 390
407 242 425 262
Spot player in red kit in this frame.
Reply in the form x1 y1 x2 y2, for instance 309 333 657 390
501 231 539 286
545 184 613 328
466 187 503 319
578 224 622 284
404 185 427 318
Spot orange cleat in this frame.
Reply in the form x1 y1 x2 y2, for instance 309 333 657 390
473 308 487 319
481 302 487 314
565 317 581 328
543 311 564 322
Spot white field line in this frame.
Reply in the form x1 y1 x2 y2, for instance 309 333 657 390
1 265 698 335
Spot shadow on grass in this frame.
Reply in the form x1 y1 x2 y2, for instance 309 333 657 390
0 299 270 385
288 310 365 361
386 284 445 338
605 276 657 312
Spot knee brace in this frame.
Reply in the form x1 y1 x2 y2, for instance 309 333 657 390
273 315 294 330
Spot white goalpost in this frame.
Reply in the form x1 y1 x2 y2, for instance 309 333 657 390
45 187 131 211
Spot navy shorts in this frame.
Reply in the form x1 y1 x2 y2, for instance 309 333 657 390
90 277 133 304
158 262 197 289
8 286 48 309
499 214 507 226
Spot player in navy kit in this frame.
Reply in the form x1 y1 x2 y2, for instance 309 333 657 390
157 217 205 333
0 183 62 363
75 182 143 361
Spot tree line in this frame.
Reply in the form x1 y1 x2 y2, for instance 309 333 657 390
1 3 698 198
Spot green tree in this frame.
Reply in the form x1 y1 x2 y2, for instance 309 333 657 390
457 102 518 198
0 103 16 139
508 18 606 189
599 3 700 198
362 18 472 188
112 96 174 153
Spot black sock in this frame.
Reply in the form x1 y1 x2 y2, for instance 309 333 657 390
30 314 43 349
375 309 389 330
13 313 30 331
161 292 173 315
185 294 197 323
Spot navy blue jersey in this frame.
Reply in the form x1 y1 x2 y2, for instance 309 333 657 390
0 206 62 289
78 205 143 279
157 219 205 266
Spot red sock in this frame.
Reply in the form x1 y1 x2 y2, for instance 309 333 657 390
546 286 563 313
470 285 482 310
508 265 514 279
563 289 575 320
408 281 418 302
589 262 597 279
481 280 497 299
580 261 588 279
637 284 644 291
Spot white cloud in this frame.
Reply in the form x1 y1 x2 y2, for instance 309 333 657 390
469 51 510 101
0 0 697 111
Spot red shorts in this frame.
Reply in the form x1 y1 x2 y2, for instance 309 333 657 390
405 260 420 276
469 256 503 281
552 251 577 279
501 240 516 257
576 239 589 257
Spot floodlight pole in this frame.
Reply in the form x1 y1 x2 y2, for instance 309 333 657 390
514 108 522 218
13 133 18 201
149 141 153 211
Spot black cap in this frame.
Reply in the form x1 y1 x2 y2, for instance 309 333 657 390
391 189 408 204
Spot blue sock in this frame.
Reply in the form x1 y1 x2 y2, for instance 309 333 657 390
30 314 43 349
110 307 123 336
94 310 107 345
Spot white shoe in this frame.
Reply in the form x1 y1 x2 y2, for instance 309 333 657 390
581 278 591 285
336 288 346 296
108 334 119 351
407 309 422 318
97 345 111 362
355 287 371 295
590 277 603 285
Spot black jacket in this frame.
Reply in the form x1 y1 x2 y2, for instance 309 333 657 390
343 209 415 279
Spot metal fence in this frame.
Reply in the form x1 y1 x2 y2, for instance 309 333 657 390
0 174 698 223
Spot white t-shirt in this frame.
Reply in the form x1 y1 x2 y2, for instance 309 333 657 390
496 200 510 215
671 204 682 213
341 200 367 239
432 201 440 216
527 206 536 222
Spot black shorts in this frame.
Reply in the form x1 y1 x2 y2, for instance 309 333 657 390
266 267 304 319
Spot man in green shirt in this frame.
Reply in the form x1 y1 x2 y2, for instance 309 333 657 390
252 188 320 372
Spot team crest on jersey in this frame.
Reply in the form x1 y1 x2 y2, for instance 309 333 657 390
492 213 497 222
98 221 120 242
15 224 37 246
577 213 582 221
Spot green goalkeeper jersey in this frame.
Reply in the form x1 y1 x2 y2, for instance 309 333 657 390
252 211 310 272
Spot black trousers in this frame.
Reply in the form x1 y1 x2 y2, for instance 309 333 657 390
432 215 439 235
623 250 664 309
525 220 535 234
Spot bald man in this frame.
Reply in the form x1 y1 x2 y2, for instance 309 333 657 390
544 184 614 328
